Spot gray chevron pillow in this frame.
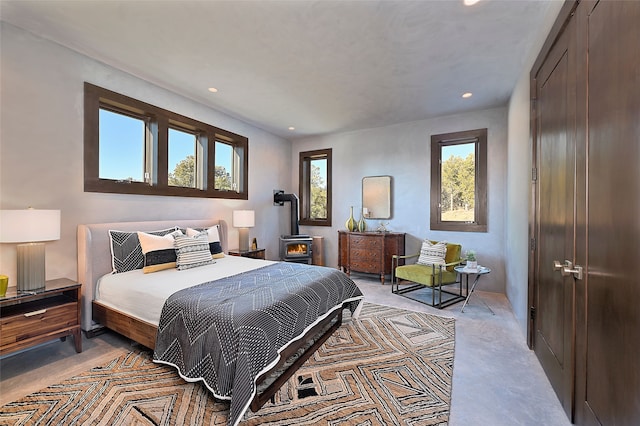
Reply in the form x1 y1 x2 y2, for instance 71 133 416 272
108 227 178 273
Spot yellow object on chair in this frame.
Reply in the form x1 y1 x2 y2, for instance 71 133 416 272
392 241 465 309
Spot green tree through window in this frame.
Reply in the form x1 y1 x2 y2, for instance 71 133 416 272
310 163 327 219
430 128 487 232
299 148 332 226
168 155 195 187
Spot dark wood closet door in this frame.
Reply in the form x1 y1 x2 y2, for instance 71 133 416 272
532 16 576 420
574 1 640 424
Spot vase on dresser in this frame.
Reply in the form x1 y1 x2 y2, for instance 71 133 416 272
345 206 357 231
357 209 367 232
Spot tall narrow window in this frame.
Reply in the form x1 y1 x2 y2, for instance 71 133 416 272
430 128 487 232
299 149 332 226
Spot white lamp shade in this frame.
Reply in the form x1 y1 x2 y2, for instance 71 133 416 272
0 209 61 243
232 210 255 228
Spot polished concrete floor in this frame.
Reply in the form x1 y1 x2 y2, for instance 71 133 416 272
0 274 571 425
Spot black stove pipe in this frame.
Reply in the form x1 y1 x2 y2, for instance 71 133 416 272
274 191 300 236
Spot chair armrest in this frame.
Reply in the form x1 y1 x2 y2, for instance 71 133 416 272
392 253 419 260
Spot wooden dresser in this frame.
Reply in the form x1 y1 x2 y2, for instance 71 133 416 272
338 231 405 284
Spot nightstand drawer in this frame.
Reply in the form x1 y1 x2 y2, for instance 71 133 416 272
1 298 77 346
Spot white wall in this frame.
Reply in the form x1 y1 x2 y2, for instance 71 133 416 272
506 1 565 337
0 23 293 284
293 107 508 293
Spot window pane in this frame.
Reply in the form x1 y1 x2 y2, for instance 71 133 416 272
215 141 234 191
310 158 327 219
440 142 475 222
99 109 145 182
168 128 196 188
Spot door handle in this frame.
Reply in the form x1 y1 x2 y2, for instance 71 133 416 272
562 260 583 280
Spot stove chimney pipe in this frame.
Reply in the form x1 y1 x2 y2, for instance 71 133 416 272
274 190 300 236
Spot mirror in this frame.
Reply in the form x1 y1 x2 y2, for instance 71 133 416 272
362 176 392 219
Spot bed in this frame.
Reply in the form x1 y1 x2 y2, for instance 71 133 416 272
77 219 363 426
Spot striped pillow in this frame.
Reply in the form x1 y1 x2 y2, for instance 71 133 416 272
138 230 183 273
417 240 447 266
174 232 215 270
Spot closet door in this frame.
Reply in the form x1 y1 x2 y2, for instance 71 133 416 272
574 1 640 424
531 15 577 420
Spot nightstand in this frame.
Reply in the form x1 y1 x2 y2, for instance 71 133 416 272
228 248 266 260
0 278 82 356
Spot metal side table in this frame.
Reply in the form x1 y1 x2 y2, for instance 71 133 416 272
454 266 494 314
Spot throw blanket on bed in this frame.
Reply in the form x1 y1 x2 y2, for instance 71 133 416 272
153 262 363 426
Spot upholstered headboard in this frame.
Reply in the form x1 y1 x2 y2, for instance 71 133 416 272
77 219 228 331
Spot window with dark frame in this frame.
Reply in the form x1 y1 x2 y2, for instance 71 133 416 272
84 82 248 199
430 128 487 232
299 148 332 227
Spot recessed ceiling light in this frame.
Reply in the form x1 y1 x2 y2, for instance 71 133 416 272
288 126 295 131
464 0 481 6
208 87 218 93
462 92 473 98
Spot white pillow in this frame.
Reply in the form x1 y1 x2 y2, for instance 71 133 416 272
186 225 224 258
174 232 215 270
417 240 447 266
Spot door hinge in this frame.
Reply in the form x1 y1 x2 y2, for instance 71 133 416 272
530 237 536 251
530 306 536 321
532 167 537 182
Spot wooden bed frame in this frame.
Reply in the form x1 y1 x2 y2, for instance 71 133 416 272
77 219 348 412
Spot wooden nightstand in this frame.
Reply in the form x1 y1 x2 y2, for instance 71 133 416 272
228 248 266 260
0 278 82 356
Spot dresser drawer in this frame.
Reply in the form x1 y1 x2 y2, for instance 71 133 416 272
351 248 379 262
349 235 382 249
1 299 77 347
350 258 379 273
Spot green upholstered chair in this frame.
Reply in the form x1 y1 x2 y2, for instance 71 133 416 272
391 242 465 309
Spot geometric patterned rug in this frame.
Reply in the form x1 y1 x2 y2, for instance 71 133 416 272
0 303 455 426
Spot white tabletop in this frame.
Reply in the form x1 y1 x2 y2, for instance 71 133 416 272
454 265 491 274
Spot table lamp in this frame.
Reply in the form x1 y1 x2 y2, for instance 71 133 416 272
0 209 61 291
232 210 255 252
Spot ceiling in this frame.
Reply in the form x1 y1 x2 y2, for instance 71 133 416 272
0 0 556 140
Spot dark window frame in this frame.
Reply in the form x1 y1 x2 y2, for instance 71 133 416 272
84 82 248 199
299 148 332 227
430 128 487 232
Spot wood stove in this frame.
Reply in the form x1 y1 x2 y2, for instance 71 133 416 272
279 235 313 264
274 190 313 264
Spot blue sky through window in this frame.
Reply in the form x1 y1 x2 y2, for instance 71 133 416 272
99 109 232 182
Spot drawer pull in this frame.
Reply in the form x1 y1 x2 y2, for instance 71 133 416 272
24 309 47 317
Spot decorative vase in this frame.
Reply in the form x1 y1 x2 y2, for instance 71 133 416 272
467 260 478 270
345 206 357 231
357 209 367 232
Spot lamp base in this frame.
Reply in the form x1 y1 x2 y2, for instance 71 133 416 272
239 228 250 251
17 243 46 291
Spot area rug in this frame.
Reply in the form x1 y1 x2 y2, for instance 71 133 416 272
0 303 455 426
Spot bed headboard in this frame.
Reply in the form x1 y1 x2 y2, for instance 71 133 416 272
77 219 228 331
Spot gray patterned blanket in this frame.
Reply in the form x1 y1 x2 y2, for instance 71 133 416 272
153 262 363 426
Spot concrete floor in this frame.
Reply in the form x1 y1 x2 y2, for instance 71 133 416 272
0 274 571 425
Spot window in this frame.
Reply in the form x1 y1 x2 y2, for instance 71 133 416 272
84 83 248 199
430 128 487 232
299 148 332 226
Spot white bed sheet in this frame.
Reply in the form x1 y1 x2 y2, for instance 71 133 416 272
95 255 276 326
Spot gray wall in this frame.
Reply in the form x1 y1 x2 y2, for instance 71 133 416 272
505 1 564 338
292 107 508 293
0 23 293 283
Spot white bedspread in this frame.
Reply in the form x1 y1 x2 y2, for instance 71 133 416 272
95 255 276 326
